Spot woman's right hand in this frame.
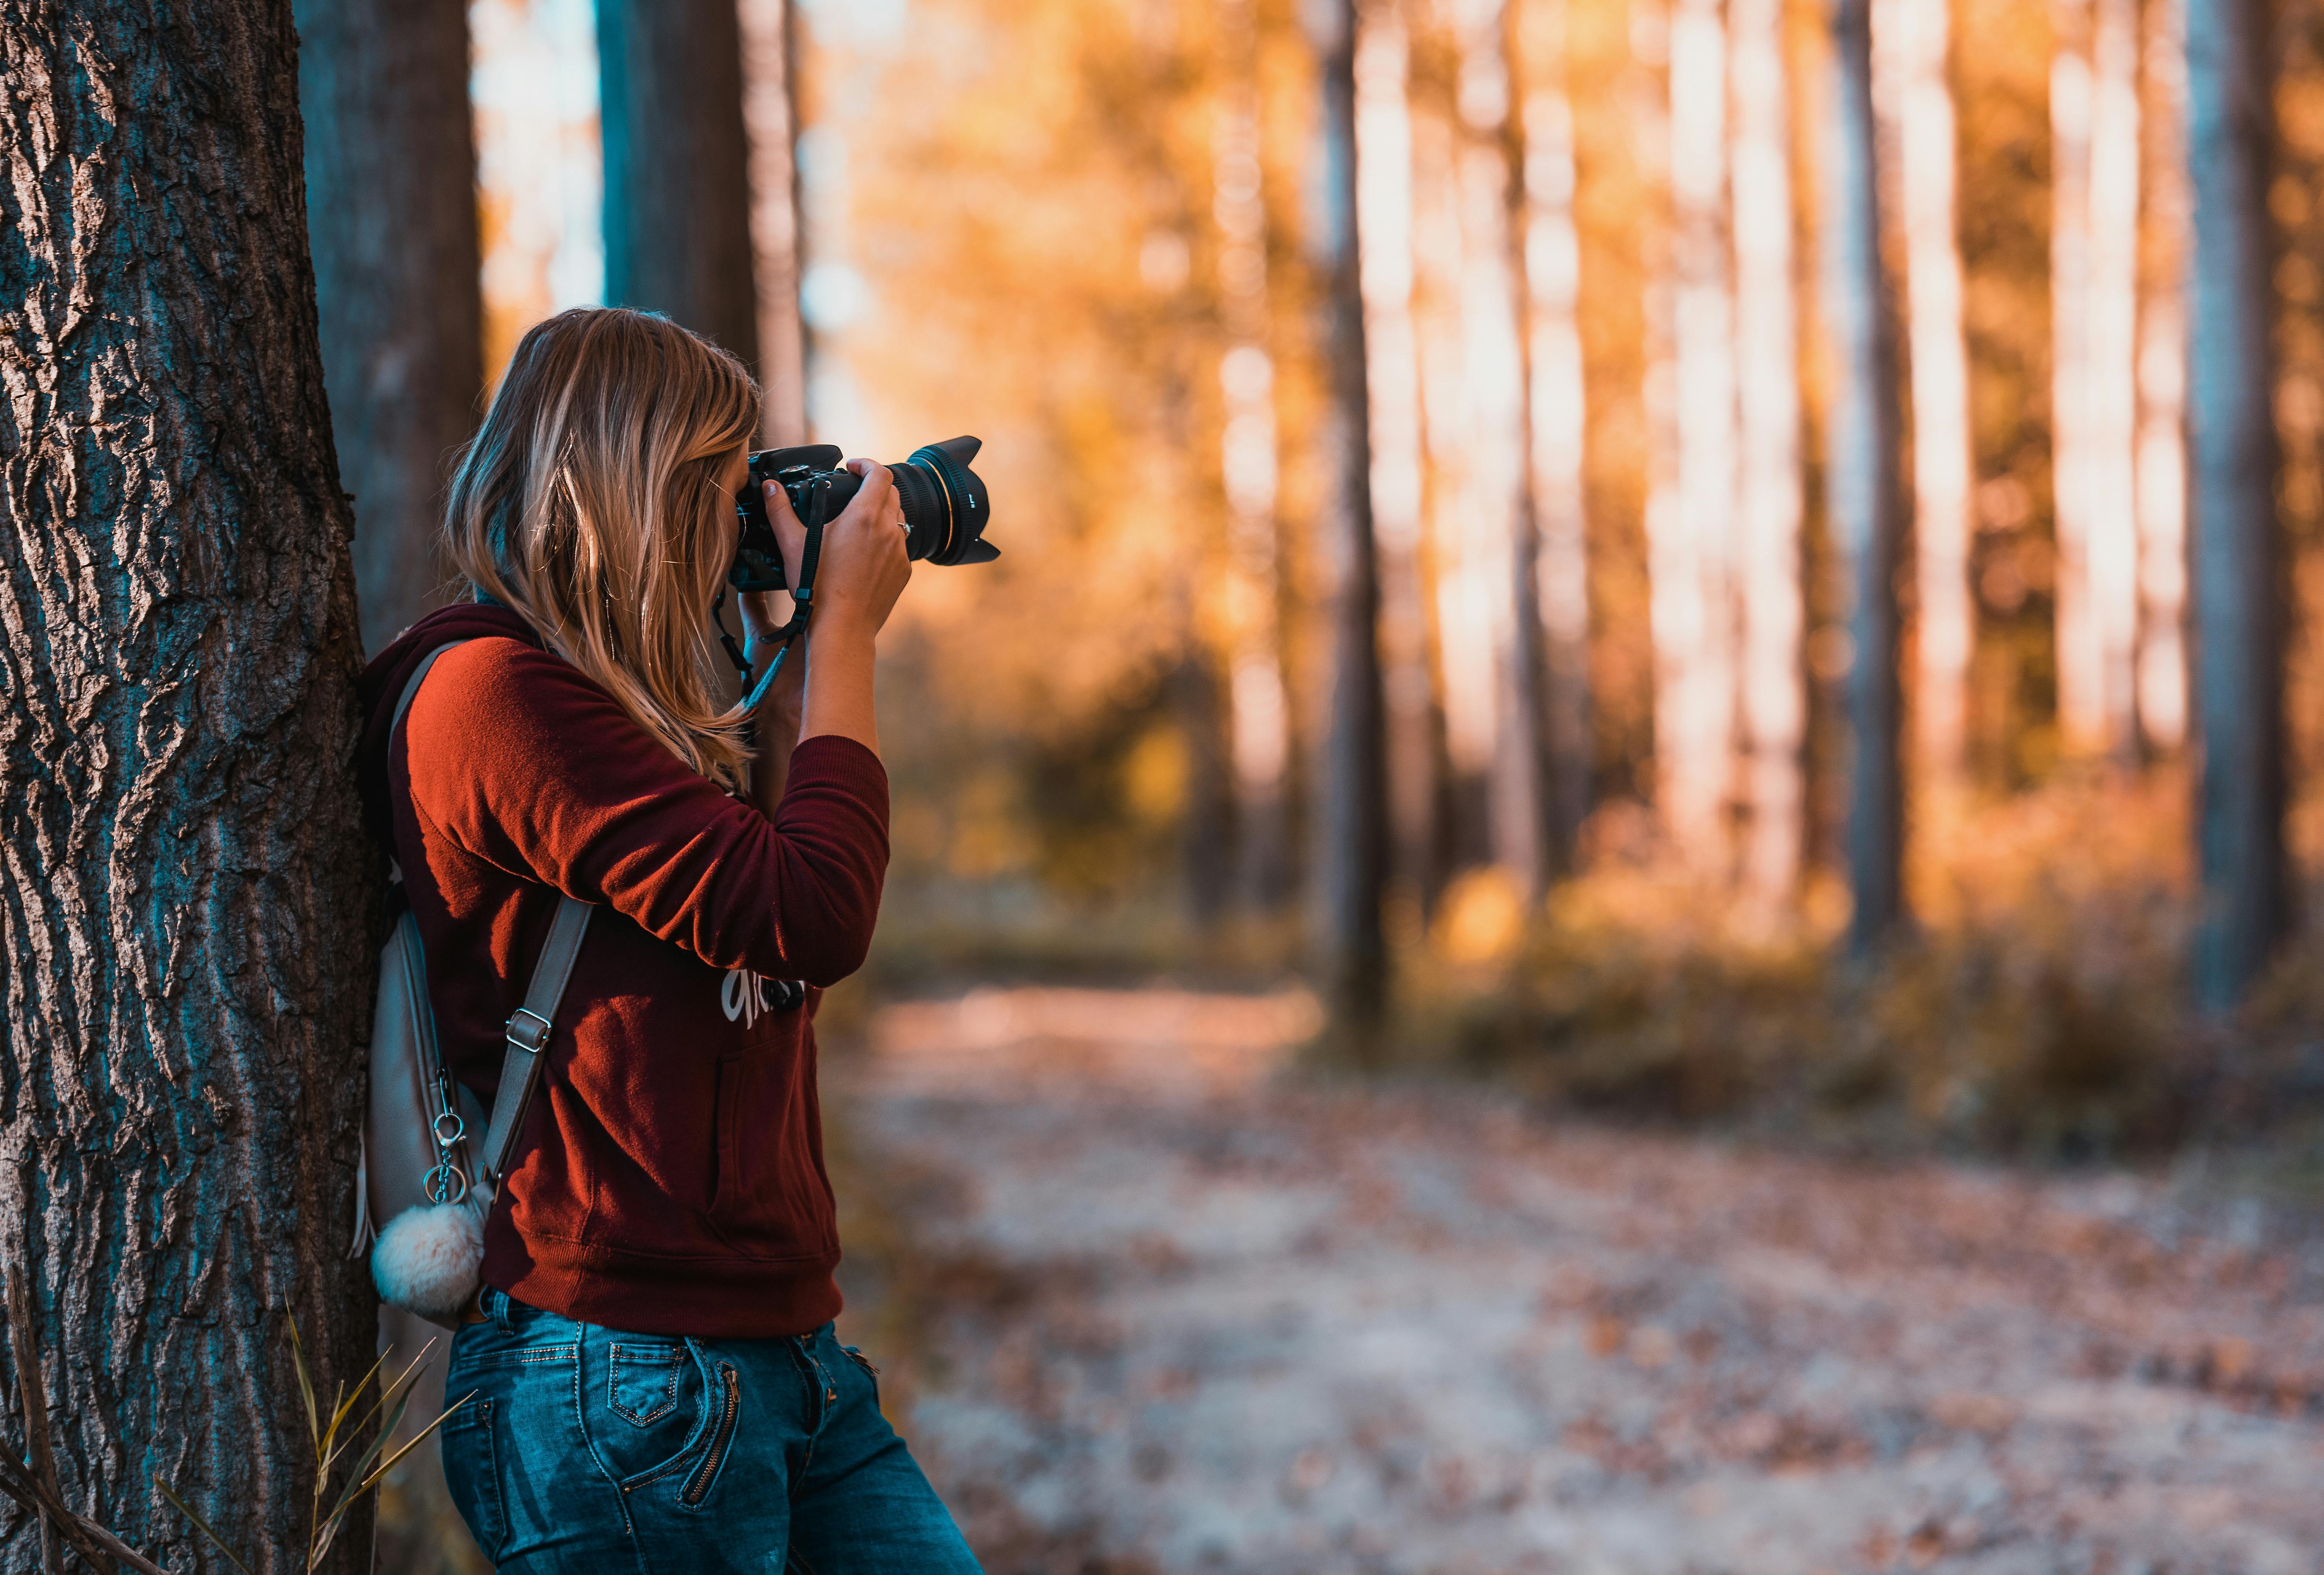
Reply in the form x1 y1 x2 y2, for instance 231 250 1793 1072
797 457 912 641
781 456 909 758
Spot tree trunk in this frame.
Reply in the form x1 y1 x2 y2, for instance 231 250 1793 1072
299 0 483 657
1311 0 1390 1042
2051 2 2096 749
1876 0 1975 788
1439 0 1556 900
1730 0 1807 910
1513 1 1591 885
1354 2 1440 914
1658 0 1739 878
739 0 810 445
2053 0 2141 758
600 0 761 369
1216 0 1294 913
1824 0 1908 950
2135 0 2191 752
0 2 377 1568
2184 0 2287 1009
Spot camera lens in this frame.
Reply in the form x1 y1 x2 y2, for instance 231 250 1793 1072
894 435 997 566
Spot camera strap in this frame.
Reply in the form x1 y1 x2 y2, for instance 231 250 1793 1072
714 511 827 712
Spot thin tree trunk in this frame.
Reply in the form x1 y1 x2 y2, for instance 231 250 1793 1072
1445 0 1554 899
1877 0 1975 787
2136 0 2191 752
1312 0 1389 1042
1417 96 1492 861
1730 0 1807 910
600 0 761 368
2088 0 2143 755
1825 0 1908 950
2052 0 2139 756
0 3 377 1567
2184 0 2287 1009
1217 0 1293 912
740 0 810 445
1355 2 1440 912
299 0 483 655
2052 2 2097 747
1514 4 1592 884
1660 0 1739 877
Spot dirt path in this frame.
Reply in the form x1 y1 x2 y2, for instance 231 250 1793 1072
830 986 2324 1575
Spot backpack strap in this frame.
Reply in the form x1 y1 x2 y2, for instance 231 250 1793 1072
390 637 595 1195
480 892 590 1186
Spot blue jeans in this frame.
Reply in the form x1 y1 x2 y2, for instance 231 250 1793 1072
440 1288 982 1573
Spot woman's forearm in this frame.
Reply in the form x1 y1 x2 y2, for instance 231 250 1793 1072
798 621 881 757
750 691 805 817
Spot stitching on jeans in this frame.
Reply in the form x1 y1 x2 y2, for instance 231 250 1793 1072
616 1338 718 1495
607 1343 682 1426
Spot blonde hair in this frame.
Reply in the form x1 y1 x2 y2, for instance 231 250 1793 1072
445 308 761 792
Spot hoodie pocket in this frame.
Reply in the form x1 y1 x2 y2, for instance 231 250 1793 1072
706 1049 834 1260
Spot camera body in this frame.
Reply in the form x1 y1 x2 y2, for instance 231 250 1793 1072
731 436 996 593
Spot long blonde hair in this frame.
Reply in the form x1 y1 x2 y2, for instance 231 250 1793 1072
445 308 761 792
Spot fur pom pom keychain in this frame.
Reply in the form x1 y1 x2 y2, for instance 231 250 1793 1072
372 1202 486 1320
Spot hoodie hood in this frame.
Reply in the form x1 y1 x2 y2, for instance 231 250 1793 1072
356 601 545 850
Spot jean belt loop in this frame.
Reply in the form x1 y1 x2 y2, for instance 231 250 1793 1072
489 1286 514 1334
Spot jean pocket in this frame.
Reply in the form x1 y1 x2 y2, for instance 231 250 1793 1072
608 1342 684 1427
439 1395 506 1561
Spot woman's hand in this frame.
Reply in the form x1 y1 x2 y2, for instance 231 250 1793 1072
785 456 909 758
805 458 911 640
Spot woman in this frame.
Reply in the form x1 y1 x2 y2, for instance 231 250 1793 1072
355 308 980 1572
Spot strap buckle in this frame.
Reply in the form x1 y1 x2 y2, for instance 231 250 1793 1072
505 1007 553 1055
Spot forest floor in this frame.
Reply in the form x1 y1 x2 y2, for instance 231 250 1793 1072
827 984 2324 1575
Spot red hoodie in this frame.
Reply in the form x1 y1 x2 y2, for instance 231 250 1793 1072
356 604 888 1337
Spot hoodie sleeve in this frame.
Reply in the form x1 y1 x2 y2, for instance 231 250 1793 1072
399 637 888 986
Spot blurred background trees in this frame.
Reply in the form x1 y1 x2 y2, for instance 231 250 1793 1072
309 0 2324 1102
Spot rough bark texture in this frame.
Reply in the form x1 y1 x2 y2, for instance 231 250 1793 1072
1312 0 1389 1042
600 0 762 371
2184 0 2286 1009
298 0 481 656
1824 0 1908 951
0 3 377 1570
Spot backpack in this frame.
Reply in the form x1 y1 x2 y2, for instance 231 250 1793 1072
346 639 594 1328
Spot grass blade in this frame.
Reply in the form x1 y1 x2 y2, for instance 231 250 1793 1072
285 1316 321 1463
153 1478 256 1575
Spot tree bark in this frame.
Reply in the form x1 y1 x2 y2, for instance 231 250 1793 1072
1730 0 1806 910
0 2 377 1568
739 0 809 445
1824 0 1908 950
600 0 762 369
1513 1 1591 885
1310 0 1389 1043
298 0 482 656
2184 0 2287 1009
1875 0 1975 788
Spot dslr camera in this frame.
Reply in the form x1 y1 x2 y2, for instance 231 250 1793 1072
731 435 995 593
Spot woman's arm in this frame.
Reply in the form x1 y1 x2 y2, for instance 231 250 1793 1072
744 456 910 802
